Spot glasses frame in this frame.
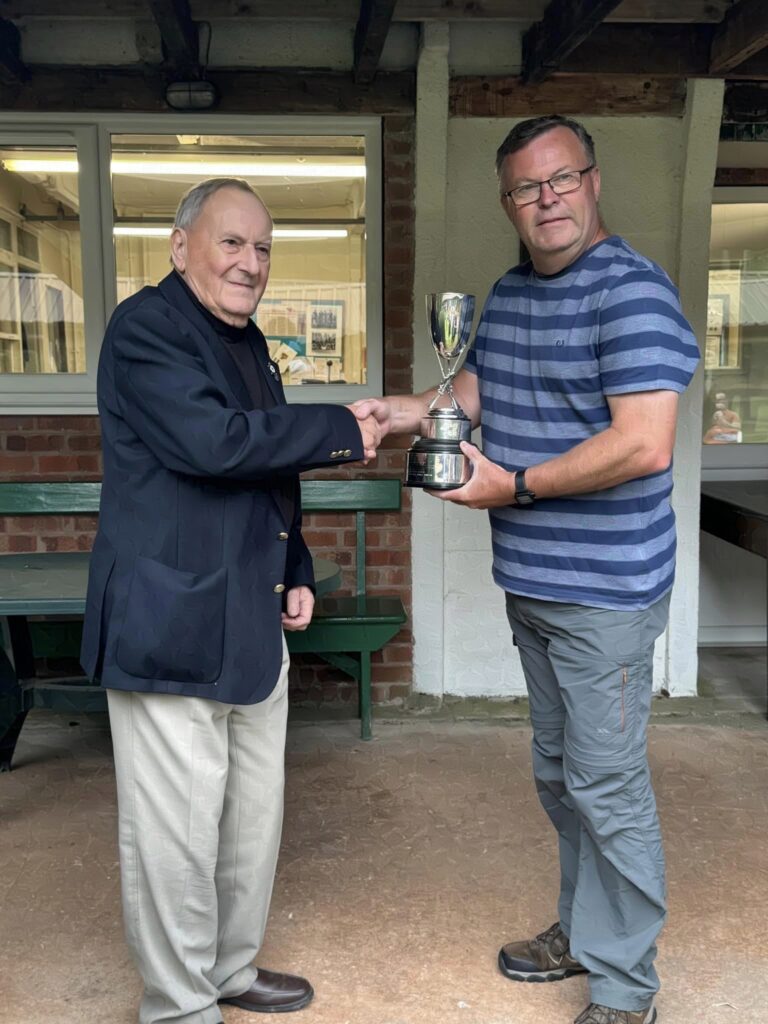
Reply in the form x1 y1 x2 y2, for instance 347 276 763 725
501 164 596 208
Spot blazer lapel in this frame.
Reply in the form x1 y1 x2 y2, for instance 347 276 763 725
157 272 254 411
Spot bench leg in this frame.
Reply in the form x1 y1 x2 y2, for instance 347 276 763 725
359 651 372 741
0 644 25 772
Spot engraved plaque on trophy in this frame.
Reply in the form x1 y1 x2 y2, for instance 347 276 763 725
405 292 477 490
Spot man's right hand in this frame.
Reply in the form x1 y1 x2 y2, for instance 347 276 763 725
349 398 394 439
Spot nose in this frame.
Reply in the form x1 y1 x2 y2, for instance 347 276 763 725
538 181 559 206
238 244 261 276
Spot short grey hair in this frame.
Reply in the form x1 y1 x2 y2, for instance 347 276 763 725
495 115 596 178
173 177 265 229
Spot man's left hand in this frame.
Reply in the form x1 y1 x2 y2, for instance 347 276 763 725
428 442 516 509
282 585 315 631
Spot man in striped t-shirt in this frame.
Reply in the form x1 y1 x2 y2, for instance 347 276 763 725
354 115 699 1024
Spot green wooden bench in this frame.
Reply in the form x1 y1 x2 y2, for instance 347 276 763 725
0 479 407 753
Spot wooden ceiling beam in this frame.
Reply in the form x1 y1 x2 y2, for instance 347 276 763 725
0 17 28 84
451 72 686 116
522 0 625 85
354 0 397 85
0 0 736 22
710 0 768 74
0 67 415 114
148 0 199 74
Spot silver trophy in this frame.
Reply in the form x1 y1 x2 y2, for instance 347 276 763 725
405 292 477 490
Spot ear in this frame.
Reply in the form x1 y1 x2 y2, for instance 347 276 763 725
592 166 601 203
170 227 186 272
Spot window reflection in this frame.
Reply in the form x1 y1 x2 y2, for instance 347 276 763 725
704 202 768 445
110 134 368 387
0 147 84 374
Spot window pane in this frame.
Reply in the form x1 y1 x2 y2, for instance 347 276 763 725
110 133 368 387
0 145 85 374
704 203 768 445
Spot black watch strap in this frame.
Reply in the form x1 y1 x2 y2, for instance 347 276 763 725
514 469 536 507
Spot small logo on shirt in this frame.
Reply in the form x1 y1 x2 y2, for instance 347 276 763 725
555 339 565 347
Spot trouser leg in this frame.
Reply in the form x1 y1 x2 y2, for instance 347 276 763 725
107 688 229 1024
214 637 289 998
520 594 670 1011
505 595 580 934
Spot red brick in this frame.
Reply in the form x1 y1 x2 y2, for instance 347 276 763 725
42 535 79 552
38 454 101 475
9 534 37 552
0 454 37 474
67 434 102 451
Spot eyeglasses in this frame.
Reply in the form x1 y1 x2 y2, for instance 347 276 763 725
501 165 595 208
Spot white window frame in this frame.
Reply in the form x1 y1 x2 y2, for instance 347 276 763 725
0 112 383 412
702 186 768 482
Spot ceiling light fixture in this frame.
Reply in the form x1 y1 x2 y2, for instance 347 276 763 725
4 158 366 178
112 226 349 240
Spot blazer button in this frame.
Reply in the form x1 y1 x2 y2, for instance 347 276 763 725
278 532 289 540
330 450 338 458
343 449 352 457
273 583 286 593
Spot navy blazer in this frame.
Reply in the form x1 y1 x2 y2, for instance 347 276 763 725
81 272 364 704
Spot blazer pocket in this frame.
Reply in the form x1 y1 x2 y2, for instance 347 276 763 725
116 555 227 684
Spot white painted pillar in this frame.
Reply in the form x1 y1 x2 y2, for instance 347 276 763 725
411 22 450 696
664 77 725 695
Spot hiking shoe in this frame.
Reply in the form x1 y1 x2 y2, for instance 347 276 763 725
498 921 587 982
574 1003 657 1024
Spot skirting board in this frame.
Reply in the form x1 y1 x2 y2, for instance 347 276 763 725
699 626 766 646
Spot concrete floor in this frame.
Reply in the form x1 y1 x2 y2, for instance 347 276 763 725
1 709 767 1024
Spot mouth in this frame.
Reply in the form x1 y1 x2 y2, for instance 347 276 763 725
536 217 570 227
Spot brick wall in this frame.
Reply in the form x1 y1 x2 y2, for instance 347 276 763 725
0 113 416 705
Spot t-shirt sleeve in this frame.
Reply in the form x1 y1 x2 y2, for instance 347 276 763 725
598 268 700 395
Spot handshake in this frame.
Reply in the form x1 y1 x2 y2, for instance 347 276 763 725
346 398 394 461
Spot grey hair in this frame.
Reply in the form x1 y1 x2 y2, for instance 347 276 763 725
173 177 265 229
495 115 596 178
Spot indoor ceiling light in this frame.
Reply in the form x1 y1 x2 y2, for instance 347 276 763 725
4 158 365 178
112 226 349 239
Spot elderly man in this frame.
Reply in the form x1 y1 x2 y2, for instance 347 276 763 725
81 178 380 1024
354 116 700 1024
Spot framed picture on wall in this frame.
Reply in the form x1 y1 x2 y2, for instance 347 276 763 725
308 300 343 359
706 267 742 370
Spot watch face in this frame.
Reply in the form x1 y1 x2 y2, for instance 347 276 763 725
516 491 535 506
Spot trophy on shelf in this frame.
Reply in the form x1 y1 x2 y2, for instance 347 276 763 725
405 292 477 490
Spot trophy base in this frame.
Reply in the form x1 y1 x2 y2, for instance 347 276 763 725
405 440 472 490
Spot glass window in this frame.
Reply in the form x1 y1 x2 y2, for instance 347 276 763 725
110 133 368 387
704 201 768 446
0 144 85 374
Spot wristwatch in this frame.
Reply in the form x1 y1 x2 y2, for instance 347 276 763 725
514 469 536 507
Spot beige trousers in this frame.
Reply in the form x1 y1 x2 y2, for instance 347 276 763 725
107 638 289 1024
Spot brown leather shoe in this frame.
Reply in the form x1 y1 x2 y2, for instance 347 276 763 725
219 968 314 1013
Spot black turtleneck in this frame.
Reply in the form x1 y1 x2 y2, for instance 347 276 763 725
173 271 295 525
173 270 275 414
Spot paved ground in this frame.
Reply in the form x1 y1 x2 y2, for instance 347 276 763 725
1 710 766 1024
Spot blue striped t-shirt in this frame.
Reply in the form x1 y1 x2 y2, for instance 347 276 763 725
464 235 700 611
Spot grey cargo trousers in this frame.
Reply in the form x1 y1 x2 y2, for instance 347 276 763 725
505 591 671 1012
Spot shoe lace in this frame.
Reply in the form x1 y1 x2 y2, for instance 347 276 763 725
531 921 567 957
574 1005 632 1024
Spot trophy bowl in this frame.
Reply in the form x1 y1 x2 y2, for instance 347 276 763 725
405 292 476 490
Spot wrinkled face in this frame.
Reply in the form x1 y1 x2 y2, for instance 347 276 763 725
171 187 273 326
499 126 603 274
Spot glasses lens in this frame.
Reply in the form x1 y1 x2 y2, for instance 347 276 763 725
512 184 540 207
550 172 581 195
